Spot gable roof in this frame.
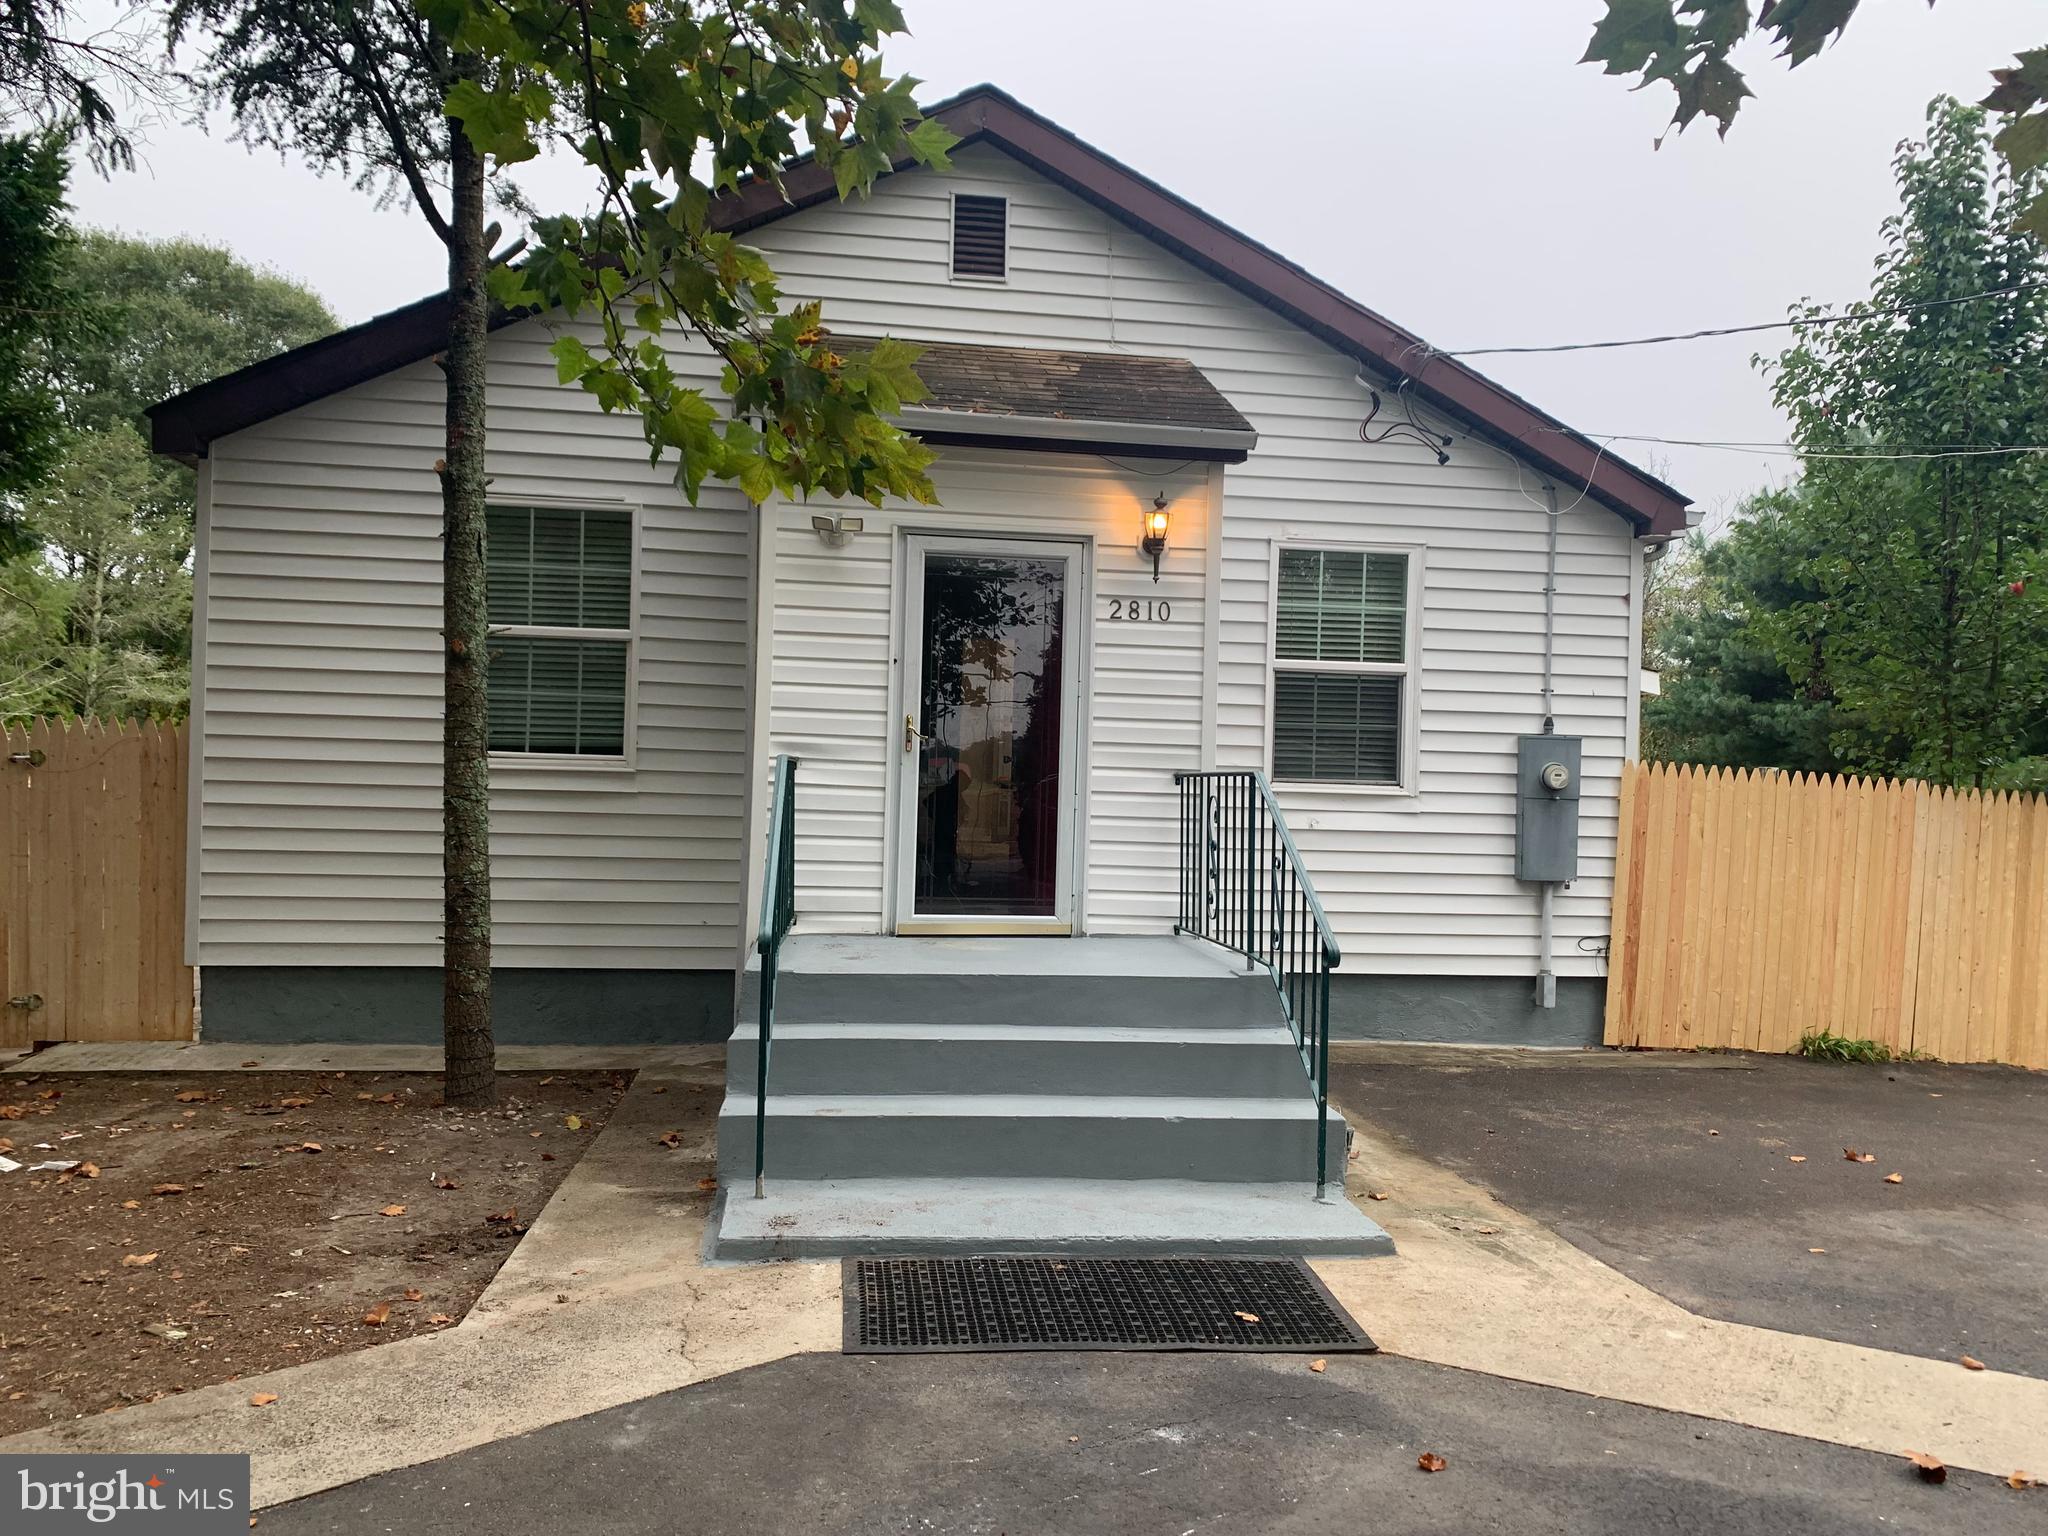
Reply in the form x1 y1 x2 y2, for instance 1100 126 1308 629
147 84 1689 535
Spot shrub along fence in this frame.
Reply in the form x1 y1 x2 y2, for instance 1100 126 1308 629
1605 762 2048 1069
1 718 193 1047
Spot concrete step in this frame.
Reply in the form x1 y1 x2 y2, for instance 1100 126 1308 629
726 1021 1312 1098
711 1177 1393 1261
716 1092 1348 1183
741 970 1281 1030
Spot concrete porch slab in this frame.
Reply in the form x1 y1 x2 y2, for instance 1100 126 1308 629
758 932 1247 978
712 1177 1394 1260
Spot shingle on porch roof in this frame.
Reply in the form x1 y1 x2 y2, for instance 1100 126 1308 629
845 336 1254 437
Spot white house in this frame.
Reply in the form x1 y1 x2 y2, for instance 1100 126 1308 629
150 85 1690 1062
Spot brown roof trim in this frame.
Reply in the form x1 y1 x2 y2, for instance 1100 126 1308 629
148 84 1689 533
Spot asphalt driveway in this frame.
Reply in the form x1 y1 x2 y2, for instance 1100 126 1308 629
1332 1051 2048 1377
258 1350 2031 1536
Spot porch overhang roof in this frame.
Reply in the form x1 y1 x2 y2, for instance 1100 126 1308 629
873 337 1258 464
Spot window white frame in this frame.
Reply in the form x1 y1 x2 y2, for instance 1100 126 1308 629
947 189 1009 285
1265 540 1423 796
485 498 640 773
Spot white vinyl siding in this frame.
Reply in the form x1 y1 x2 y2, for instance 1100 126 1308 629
193 325 749 969
194 140 1644 983
742 144 1640 978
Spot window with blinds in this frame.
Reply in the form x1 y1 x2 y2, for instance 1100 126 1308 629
486 504 633 758
950 194 1008 279
1271 547 1412 786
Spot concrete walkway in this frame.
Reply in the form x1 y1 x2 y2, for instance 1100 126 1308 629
1315 1115 2048 1480
4 1042 723 1073
2 1052 2042 1507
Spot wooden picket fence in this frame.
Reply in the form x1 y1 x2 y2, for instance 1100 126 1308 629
1 718 193 1047
1605 762 2048 1068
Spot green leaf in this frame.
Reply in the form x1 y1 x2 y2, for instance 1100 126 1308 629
1994 110 2048 176
444 79 542 166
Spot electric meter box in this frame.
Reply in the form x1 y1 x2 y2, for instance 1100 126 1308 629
1516 734 1581 883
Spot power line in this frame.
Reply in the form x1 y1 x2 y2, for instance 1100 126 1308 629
1423 280 2048 360
1534 429 2048 464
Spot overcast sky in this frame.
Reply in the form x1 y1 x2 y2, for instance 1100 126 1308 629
67 0 2047 521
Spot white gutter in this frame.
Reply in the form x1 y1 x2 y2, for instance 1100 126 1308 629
896 405 1258 455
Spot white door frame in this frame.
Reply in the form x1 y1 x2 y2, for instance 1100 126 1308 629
891 533 1088 935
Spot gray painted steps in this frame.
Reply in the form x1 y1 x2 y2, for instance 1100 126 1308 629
717 1092 1348 1183
726 1021 1313 1098
712 1178 1394 1260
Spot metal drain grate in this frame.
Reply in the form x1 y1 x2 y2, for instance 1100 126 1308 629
843 1256 1376 1354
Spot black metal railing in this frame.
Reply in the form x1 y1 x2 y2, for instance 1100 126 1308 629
1173 769 1342 1197
753 754 798 1198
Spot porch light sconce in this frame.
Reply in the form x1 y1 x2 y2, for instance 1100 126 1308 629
811 512 864 548
1140 494 1171 583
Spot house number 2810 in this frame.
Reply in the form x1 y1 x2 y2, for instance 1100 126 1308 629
1106 598 1172 623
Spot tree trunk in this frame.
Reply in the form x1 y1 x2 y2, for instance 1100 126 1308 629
440 107 496 1107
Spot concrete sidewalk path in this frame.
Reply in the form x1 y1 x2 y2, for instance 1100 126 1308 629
1314 1109 2048 1482
5 1042 724 1073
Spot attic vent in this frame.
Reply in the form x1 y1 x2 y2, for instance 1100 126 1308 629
951 194 1008 279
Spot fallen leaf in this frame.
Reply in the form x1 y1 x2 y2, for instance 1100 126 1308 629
428 1313 455 1326
540 1152 555 1162
432 1176 459 1190
240 1060 260 1068
76 1161 99 1178
652 1086 668 1094
1809 1247 1827 1255
486 1207 519 1224
121 1199 141 1210
152 1183 186 1196
1961 1355 1987 1371
248 1392 279 1407
1906 1450 1947 1484
657 1131 682 1148
1885 1172 1903 1184
1788 1155 1808 1163
1418 1453 1447 1473
175 1091 209 1103
1368 1191 1391 1201
362 1302 391 1327
298 1142 322 1154
1233 1310 1261 1323
1308 1359 1327 1374
1707 1129 1720 1136
121 1252 159 1267
1844 1149 1876 1163
141 1322 188 1341
564 1114 584 1131
36 1088 60 1100
278 1097 313 1109
1067 1436 1080 1445
2009 1471 2036 1490
695 1176 719 1192
380 1204 407 1217
403 1288 423 1302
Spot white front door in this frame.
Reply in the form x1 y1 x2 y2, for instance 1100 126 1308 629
895 536 1084 934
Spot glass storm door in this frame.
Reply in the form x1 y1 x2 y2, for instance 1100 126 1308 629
898 539 1081 932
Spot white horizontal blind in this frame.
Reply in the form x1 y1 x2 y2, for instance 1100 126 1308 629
1273 548 1409 785
487 505 632 757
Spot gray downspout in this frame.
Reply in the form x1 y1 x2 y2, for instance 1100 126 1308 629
1536 483 1562 1010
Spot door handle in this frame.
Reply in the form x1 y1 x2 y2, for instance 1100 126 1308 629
904 714 930 755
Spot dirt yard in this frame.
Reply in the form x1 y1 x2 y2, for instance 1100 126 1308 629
0 1069 628 1435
